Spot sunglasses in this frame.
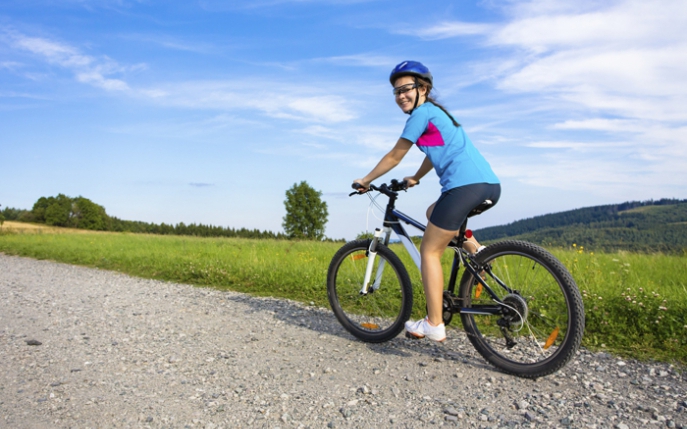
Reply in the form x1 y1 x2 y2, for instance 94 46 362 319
392 83 418 96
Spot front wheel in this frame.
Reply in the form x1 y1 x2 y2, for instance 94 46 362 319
327 240 413 343
459 240 585 378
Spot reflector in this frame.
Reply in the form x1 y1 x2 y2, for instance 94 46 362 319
544 327 560 350
475 282 483 299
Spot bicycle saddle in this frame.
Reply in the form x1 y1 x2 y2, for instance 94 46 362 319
468 200 494 218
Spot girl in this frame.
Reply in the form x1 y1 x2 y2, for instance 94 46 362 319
353 61 501 342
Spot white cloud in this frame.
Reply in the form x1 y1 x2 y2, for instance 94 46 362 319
287 96 354 123
2 29 359 124
552 119 640 132
296 123 402 155
11 34 93 67
492 0 686 51
134 80 358 124
3 29 132 92
407 21 495 40
414 0 687 122
76 71 130 91
1 61 24 70
299 125 341 140
487 0 687 122
495 149 687 201
139 88 168 98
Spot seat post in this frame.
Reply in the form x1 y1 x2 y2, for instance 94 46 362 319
447 250 461 294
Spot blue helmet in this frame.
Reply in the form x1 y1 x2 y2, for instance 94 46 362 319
389 61 433 85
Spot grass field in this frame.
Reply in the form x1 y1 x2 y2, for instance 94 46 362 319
1 227 685 365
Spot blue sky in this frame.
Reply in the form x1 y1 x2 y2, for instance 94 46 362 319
1 0 686 240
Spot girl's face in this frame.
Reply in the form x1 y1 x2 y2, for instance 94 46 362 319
393 76 427 113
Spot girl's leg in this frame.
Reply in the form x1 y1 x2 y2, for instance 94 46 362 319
420 221 457 327
463 236 483 253
426 203 482 254
420 183 501 327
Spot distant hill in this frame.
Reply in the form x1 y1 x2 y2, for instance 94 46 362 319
473 199 687 253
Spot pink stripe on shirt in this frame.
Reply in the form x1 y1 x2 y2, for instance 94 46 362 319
416 122 445 147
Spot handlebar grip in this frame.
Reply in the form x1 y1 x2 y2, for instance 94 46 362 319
350 182 369 196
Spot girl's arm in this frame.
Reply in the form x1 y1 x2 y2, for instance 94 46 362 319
354 138 413 188
404 155 433 187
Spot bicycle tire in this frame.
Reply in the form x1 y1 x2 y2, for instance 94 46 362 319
458 240 585 378
327 239 413 343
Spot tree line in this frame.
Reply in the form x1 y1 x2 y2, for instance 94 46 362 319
1 181 331 241
475 198 687 240
474 199 687 253
1 194 287 239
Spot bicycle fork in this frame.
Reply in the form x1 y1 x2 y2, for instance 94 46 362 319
359 228 387 295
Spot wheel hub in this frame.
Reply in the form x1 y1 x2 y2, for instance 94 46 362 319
502 293 528 327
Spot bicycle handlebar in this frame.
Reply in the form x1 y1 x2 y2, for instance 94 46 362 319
349 179 417 197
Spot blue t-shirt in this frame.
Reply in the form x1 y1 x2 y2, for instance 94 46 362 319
400 102 499 193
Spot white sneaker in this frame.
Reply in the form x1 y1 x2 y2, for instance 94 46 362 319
404 316 446 342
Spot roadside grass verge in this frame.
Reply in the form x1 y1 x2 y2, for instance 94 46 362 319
1 230 685 365
551 245 687 364
0 230 337 305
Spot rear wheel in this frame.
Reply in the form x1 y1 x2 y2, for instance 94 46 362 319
327 240 413 343
458 240 585 378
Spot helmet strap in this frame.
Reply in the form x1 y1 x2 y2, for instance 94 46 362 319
407 77 421 115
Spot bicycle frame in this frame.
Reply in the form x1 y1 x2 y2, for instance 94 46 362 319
359 184 513 317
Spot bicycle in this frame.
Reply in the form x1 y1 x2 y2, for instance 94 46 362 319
327 179 585 378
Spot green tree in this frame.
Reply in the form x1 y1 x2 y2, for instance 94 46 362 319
29 194 110 230
1 206 28 221
42 194 72 227
282 181 328 240
0 204 5 228
72 197 110 230
31 196 51 223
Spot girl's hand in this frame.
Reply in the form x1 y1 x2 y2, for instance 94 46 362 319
403 176 419 188
352 179 370 191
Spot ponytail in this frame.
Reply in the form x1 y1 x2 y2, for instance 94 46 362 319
427 99 460 127
415 78 460 127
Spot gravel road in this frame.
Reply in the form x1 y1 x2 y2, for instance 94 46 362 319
1 253 685 429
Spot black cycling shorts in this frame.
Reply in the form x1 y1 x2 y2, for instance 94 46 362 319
429 183 501 231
